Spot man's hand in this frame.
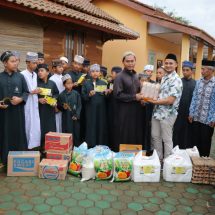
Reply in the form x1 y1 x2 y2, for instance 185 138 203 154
38 98 47 104
63 103 69 110
188 116 193 123
136 93 142 101
55 107 60 113
209 122 215 127
72 116 77 120
31 88 41 95
0 103 8 109
146 98 158 104
89 90 96 97
73 82 78 87
11 96 23 105
105 89 112 95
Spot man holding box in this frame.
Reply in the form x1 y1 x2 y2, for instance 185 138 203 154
113 51 143 151
148 54 183 161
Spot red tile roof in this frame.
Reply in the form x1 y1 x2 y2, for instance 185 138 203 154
2 0 139 39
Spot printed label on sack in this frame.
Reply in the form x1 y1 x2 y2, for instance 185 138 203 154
172 167 186 174
140 166 155 174
42 166 59 179
13 158 35 172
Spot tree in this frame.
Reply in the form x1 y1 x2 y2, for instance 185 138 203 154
154 5 191 25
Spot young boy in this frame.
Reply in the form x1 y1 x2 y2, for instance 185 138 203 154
21 52 41 150
57 74 82 147
82 64 109 147
50 60 65 132
37 64 59 150
173 61 196 148
107 66 122 151
68 55 85 94
0 51 29 164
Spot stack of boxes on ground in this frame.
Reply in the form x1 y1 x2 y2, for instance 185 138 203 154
6 141 215 185
39 132 73 180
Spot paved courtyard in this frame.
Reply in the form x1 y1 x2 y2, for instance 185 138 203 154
0 135 215 215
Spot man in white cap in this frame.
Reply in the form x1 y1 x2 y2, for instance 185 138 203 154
68 55 85 94
12 51 21 72
60 56 69 74
113 51 143 151
21 52 41 149
143 64 154 82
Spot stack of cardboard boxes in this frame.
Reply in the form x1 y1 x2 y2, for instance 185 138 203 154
39 132 73 180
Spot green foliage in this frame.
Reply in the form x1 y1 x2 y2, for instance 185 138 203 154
154 5 191 25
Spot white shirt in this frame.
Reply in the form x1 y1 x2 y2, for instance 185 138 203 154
50 73 65 132
21 69 41 149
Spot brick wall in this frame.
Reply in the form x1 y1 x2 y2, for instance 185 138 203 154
43 22 103 67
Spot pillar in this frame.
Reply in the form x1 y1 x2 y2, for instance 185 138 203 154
179 34 190 76
195 40 204 80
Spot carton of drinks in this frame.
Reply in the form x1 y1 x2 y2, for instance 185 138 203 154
39 159 68 180
7 151 40 176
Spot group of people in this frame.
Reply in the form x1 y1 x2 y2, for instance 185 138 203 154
0 50 214 165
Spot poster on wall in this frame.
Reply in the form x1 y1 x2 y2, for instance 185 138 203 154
157 60 163 68
148 50 156 66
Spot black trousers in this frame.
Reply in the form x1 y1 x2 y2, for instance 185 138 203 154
191 121 214 156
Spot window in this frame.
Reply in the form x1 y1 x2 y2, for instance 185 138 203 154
65 31 74 64
77 31 85 56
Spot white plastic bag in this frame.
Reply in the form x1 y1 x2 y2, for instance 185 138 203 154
81 148 96 182
132 150 161 182
186 146 200 157
163 149 192 182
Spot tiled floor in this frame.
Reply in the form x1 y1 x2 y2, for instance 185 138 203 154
0 135 215 215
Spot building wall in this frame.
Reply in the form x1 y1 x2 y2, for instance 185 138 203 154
93 0 182 75
147 35 181 79
0 8 43 71
93 0 148 73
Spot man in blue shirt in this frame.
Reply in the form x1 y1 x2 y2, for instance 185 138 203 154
189 60 215 156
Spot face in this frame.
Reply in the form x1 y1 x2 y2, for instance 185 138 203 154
164 59 177 73
144 70 153 78
201 66 213 78
15 57 20 66
156 68 165 81
111 71 117 80
38 58 45 64
90 70 100 79
27 61 38 71
61 61 68 71
182 67 193 79
123 55 136 71
4 56 18 72
55 65 64 74
38 68 49 80
73 61 83 72
83 66 90 74
64 79 73 91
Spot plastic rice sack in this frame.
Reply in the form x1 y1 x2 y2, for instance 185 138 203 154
163 149 192 182
112 152 134 182
186 146 200 157
81 148 96 182
132 150 161 182
68 142 88 176
94 146 113 180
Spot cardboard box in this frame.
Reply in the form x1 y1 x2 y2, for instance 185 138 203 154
45 132 73 154
120 144 143 155
46 152 71 162
7 151 40 176
39 159 68 180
